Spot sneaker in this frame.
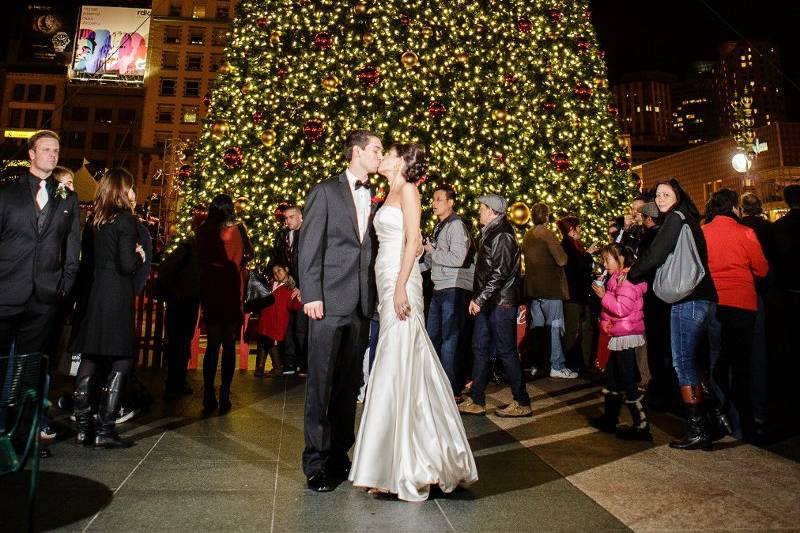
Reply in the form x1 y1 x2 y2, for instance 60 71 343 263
115 405 138 425
495 401 533 418
550 368 578 379
458 397 486 416
282 368 297 376
40 425 57 440
529 367 539 378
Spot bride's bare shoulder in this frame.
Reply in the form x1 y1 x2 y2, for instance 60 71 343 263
399 182 420 203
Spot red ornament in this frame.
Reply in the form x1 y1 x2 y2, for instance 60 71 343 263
549 152 571 172
576 37 590 50
494 152 506 164
399 14 411 26
542 99 557 112
202 92 211 107
596 50 606 60
223 147 243 169
615 156 631 171
282 159 297 170
547 9 562 22
503 73 518 85
302 119 324 141
517 17 532 33
357 64 381 88
314 31 333 50
607 103 619 117
575 83 593 100
428 101 446 120
178 164 191 180
252 111 265 124
256 17 268 28
277 66 289 79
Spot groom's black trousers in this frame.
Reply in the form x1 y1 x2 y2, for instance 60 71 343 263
302 307 369 477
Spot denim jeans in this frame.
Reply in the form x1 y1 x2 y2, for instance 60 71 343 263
427 288 470 394
470 303 530 407
670 299 715 386
529 298 566 370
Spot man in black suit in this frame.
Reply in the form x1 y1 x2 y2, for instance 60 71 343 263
299 130 381 492
0 130 80 355
275 206 308 375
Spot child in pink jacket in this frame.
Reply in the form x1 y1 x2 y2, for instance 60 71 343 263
590 243 651 441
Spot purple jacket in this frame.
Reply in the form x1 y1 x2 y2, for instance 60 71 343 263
600 271 647 337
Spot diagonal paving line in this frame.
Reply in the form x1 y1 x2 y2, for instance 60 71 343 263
81 431 167 532
434 499 456 531
269 379 288 533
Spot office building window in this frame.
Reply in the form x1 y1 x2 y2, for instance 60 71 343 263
184 79 201 97
157 105 175 123
212 28 227 46
186 53 203 71
65 131 87 150
160 78 177 96
118 108 136 124
69 106 89 121
24 110 39 128
192 4 206 18
210 54 223 71
116 134 133 150
162 51 179 70
95 108 113 124
181 106 199 123
44 85 56 102
164 26 181 44
216 2 230 19
9 109 22 127
92 132 109 150
27 85 42 102
169 1 181 16
12 84 25 101
40 110 53 128
189 27 205 45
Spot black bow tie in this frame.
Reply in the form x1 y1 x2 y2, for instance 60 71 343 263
354 180 369 190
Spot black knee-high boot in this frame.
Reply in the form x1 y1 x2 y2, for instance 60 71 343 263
590 390 623 433
669 385 712 451
94 371 131 449
617 395 653 441
73 375 93 445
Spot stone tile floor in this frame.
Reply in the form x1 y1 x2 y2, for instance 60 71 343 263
2 369 798 532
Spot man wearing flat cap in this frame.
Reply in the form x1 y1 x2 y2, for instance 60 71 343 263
459 194 532 418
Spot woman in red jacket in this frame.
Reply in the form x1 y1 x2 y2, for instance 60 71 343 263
255 264 302 377
702 189 769 442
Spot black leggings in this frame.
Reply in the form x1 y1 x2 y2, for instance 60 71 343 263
605 348 639 400
203 322 240 391
76 355 134 382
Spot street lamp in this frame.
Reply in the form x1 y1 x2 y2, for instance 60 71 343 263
731 151 751 173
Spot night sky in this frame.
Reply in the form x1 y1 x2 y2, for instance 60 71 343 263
591 0 800 120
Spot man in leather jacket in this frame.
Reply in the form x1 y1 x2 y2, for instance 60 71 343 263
459 194 532 418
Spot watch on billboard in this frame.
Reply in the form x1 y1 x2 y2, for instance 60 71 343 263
19 2 80 66
69 6 151 85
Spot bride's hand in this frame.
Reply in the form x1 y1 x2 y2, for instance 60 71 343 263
394 285 410 321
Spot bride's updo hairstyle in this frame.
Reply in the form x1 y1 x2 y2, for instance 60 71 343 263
392 143 428 184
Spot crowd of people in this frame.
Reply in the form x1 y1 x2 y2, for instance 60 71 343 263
1 128 799 462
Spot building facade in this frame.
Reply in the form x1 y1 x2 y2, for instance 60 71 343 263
672 61 720 145
635 122 800 219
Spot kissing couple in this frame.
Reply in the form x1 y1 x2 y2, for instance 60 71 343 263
298 130 478 502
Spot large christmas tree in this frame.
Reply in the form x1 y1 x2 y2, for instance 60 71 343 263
179 0 634 261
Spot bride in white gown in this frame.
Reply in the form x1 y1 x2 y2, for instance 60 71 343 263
348 143 478 502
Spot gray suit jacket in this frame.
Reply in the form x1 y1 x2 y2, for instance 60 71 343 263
298 172 376 317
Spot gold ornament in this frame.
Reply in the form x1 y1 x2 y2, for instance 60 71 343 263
509 202 531 226
401 51 419 68
422 26 434 38
322 75 340 91
212 120 229 138
491 108 509 121
270 31 281 46
218 62 233 74
260 129 276 146
353 2 367 15
362 32 375 46
456 52 469 64
241 81 252 94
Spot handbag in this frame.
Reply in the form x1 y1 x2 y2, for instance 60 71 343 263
243 270 275 313
594 323 611 371
653 211 705 304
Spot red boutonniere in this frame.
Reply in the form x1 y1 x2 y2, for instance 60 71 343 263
371 186 386 204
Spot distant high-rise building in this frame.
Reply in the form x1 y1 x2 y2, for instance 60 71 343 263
716 40 786 136
672 61 720 145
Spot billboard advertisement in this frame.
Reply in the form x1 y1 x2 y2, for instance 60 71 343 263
18 2 80 67
70 6 151 84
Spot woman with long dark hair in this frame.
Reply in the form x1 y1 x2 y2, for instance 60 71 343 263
71 168 144 448
196 194 244 414
628 178 718 450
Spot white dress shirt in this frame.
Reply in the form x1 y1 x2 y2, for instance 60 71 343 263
346 169 371 241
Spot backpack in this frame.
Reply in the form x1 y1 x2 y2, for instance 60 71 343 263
653 211 705 304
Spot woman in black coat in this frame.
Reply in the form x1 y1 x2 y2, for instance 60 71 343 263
70 168 144 449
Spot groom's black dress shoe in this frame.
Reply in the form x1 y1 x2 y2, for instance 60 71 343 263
307 471 334 492
329 462 351 482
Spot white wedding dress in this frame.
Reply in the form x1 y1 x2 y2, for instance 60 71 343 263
349 205 478 502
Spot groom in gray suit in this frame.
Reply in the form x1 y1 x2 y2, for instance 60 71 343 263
299 130 382 492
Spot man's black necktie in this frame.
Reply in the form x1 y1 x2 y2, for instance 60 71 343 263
354 180 368 190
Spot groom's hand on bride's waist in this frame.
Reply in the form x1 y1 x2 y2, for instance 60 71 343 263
304 301 324 320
